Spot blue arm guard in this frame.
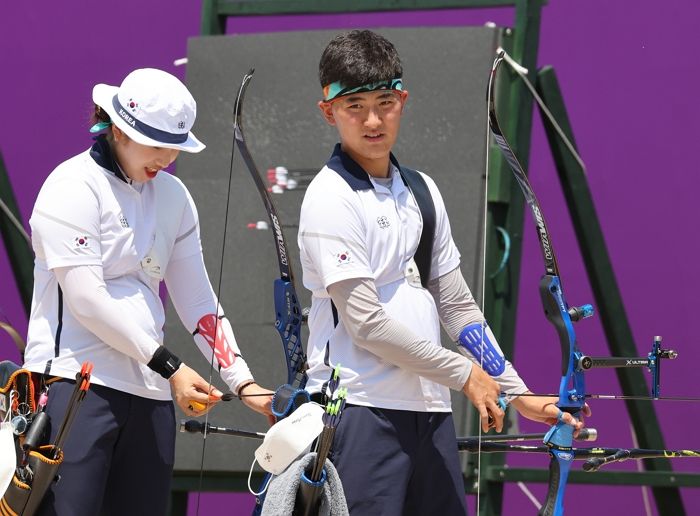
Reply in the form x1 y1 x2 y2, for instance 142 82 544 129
458 323 506 376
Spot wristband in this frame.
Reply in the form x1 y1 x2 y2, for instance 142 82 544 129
147 346 183 379
237 380 256 399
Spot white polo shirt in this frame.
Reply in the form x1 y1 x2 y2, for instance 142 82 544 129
298 145 461 411
23 143 202 400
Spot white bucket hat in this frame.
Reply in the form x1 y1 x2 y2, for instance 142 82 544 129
92 68 205 153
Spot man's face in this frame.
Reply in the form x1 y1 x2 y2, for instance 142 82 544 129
319 89 408 175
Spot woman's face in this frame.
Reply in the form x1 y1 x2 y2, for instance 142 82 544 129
112 126 180 182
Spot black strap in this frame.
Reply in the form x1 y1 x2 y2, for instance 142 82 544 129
399 167 436 288
45 285 65 375
323 302 339 368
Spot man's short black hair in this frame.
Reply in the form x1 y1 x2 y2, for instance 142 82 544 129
319 30 403 89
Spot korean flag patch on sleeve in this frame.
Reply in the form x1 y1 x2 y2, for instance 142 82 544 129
336 250 352 266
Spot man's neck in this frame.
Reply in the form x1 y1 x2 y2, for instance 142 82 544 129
342 146 390 178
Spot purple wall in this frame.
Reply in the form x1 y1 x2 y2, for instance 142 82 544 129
2 2 698 515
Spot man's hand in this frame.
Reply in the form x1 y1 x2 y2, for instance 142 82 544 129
511 393 592 436
169 364 223 417
462 364 504 432
239 382 276 426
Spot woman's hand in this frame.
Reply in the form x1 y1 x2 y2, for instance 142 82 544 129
239 382 276 426
169 364 223 417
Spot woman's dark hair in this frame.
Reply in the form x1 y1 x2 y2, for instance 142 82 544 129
91 104 111 125
319 30 402 89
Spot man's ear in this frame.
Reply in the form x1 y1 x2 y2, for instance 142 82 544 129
318 101 336 126
399 90 409 113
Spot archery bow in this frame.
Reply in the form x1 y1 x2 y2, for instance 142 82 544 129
190 69 308 516
232 69 308 393
232 69 309 516
484 48 695 515
487 48 595 516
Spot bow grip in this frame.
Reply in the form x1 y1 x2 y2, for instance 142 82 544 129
541 417 577 516
539 275 586 412
540 445 575 516
273 278 307 388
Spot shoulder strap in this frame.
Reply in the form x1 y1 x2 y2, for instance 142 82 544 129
398 167 436 288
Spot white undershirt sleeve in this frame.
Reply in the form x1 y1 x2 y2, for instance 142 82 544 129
327 277 472 391
165 252 253 392
54 265 160 364
164 251 218 331
427 266 528 396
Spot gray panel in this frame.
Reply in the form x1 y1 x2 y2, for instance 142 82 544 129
168 27 499 473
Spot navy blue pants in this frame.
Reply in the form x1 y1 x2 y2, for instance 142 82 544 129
36 379 175 516
329 405 467 515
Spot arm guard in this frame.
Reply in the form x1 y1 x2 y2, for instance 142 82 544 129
193 314 253 392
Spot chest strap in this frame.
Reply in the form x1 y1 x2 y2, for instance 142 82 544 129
399 167 436 288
